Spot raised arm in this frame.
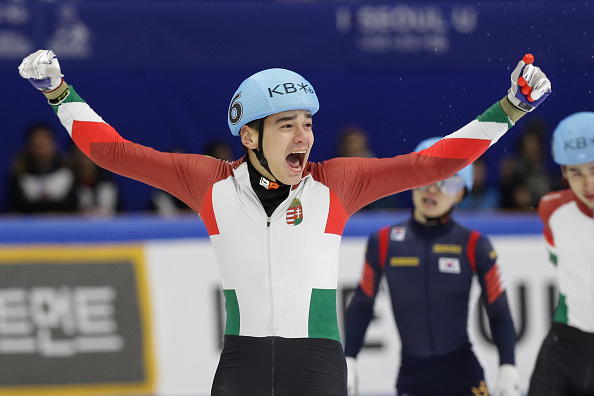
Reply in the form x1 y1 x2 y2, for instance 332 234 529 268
311 54 551 215
18 50 232 214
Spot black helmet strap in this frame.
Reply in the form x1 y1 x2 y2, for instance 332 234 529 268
251 119 278 182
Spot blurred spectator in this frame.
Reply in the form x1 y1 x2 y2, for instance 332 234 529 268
150 187 192 216
7 122 78 214
336 125 374 158
336 125 400 210
458 157 501 210
498 118 562 210
70 144 122 216
204 140 236 161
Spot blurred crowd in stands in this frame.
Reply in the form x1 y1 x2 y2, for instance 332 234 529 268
5 118 563 217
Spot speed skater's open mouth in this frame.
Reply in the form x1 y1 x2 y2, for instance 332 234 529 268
286 151 306 170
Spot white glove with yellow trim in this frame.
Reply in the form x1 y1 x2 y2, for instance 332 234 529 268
495 364 521 396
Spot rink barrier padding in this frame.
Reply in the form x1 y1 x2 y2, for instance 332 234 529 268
0 245 155 396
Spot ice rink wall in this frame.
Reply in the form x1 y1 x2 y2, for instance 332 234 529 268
0 212 555 395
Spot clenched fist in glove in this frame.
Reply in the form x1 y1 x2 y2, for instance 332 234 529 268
507 54 551 112
495 364 521 396
18 49 69 104
18 50 63 91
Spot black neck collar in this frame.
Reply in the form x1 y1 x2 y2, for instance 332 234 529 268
247 159 290 217
409 208 456 238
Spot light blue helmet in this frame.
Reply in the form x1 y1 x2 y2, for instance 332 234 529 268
414 137 474 191
227 68 319 136
552 112 594 165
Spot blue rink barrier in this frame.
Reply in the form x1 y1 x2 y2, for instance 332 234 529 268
0 211 541 244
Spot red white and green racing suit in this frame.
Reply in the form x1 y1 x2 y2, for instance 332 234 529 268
50 86 515 395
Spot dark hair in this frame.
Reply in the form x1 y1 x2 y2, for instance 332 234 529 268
25 122 55 142
246 118 263 132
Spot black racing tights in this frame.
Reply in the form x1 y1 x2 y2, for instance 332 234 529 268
211 335 347 396
528 323 594 396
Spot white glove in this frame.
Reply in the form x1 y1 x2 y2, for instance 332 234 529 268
346 356 358 396
507 53 551 112
494 364 520 396
18 49 64 92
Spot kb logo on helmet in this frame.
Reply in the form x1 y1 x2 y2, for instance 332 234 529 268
564 137 594 151
268 82 313 97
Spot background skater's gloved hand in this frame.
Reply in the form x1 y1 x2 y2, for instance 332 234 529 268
346 356 358 396
18 49 64 92
507 53 551 112
495 364 521 396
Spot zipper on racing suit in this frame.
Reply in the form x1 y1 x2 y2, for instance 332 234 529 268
267 216 275 335
266 216 275 394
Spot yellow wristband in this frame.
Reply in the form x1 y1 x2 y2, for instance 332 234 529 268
499 96 527 123
43 81 69 104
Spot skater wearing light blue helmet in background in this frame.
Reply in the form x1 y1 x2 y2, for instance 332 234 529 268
551 112 594 166
529 111 594 396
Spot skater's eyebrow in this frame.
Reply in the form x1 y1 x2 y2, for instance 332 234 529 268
273 112 312 125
